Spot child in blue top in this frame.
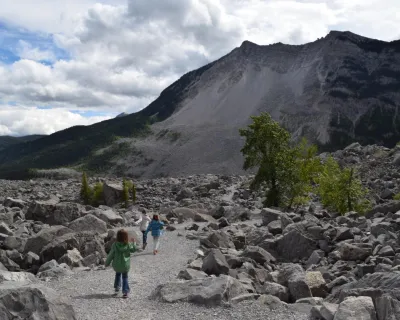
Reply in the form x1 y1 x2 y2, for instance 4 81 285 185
145 214 164 255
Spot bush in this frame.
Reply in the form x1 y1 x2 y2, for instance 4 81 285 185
317 156 370 214
394 193 400 200
80 172 104 206
80 172 91 205
122 178 130 208
91 182 104 206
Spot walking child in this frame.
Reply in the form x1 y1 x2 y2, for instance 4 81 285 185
105 229 137 298
145 214 164 255
139 212 151 250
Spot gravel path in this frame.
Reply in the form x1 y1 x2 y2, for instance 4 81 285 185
45 226 309 320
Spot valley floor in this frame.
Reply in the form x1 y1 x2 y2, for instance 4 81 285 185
44 224 308 320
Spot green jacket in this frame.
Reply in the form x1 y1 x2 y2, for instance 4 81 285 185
105 242 137 273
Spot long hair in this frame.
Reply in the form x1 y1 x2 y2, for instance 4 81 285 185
116 229 129 244
153 214 159 221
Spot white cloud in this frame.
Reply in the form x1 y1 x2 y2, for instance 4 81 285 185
0 0 400 136
16 40 56 62
0 105 112 136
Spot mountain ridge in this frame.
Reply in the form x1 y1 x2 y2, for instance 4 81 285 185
0 30 400 179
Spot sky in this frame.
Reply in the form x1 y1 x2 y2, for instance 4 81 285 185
0 0 399 136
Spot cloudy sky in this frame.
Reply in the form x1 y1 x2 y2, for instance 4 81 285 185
0 0 399 136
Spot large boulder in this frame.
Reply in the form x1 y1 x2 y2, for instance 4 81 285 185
153 275 248 306
241 246 276 265
177 269 208 280
3 198 26 209
261 208 283 226
375 294 400 320
305 271 328 298
275 230 318 261
24 226 73 255
202 249 230 276
338 243 372 261
0 270 36 283
259 282 290 302
26 200 82 226
330 272 400 303
278 264 312 302
201 231 235 249
175 188 194 201
40 233 79 263
334 296 377 320
0 282 77 319
102 182 124 206
89 209 123 226
0 210 14 225
68 214 107 234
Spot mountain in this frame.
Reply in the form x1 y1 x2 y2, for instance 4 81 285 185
0 135 45 151
0 30 399 179
115 112 129 118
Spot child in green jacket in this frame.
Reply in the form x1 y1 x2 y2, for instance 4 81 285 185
105 229 137 298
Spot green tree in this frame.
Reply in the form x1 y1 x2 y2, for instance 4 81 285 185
286 138 322 209
239 112 297 207
122 178 130 208
91 182 104 206
317 156 370 214
80 172 91 204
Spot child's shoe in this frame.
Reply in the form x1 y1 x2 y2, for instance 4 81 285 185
123 293 128 299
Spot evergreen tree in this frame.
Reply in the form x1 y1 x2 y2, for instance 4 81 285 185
317 156 370 214
80 172 91 204
239 112 297 207
122 178 130 208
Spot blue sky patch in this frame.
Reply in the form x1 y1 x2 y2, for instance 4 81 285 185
0 21 69 65
70 109 115 118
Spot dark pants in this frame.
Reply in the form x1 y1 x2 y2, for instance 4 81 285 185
141 230 147 244
114 272 129 294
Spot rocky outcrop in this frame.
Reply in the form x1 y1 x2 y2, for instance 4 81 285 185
0 282 76 319
153 275 248 306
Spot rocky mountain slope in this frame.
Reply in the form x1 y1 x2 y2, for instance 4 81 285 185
0 31 399 179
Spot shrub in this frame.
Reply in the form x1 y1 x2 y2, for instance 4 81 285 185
317 156 370 214
80 172 91 205
91 182 104 206
394 193 400 200
122 178 130 208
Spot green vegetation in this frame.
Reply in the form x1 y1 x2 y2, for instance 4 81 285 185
286 138 322 209
79 172 104 206
122 179 137 207
240 112 370 214
91 182 104 207
122 178 130 208
393 192 400 201
239 112 294 207
0 61 216 180
317 157 370 214
80 172 91 205
85 142 131 173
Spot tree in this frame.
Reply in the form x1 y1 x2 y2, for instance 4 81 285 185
91 182 104 206
286 138 322 209
80 172 91 204
239 112 296 207
122 178 130 208
317 156 370 214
